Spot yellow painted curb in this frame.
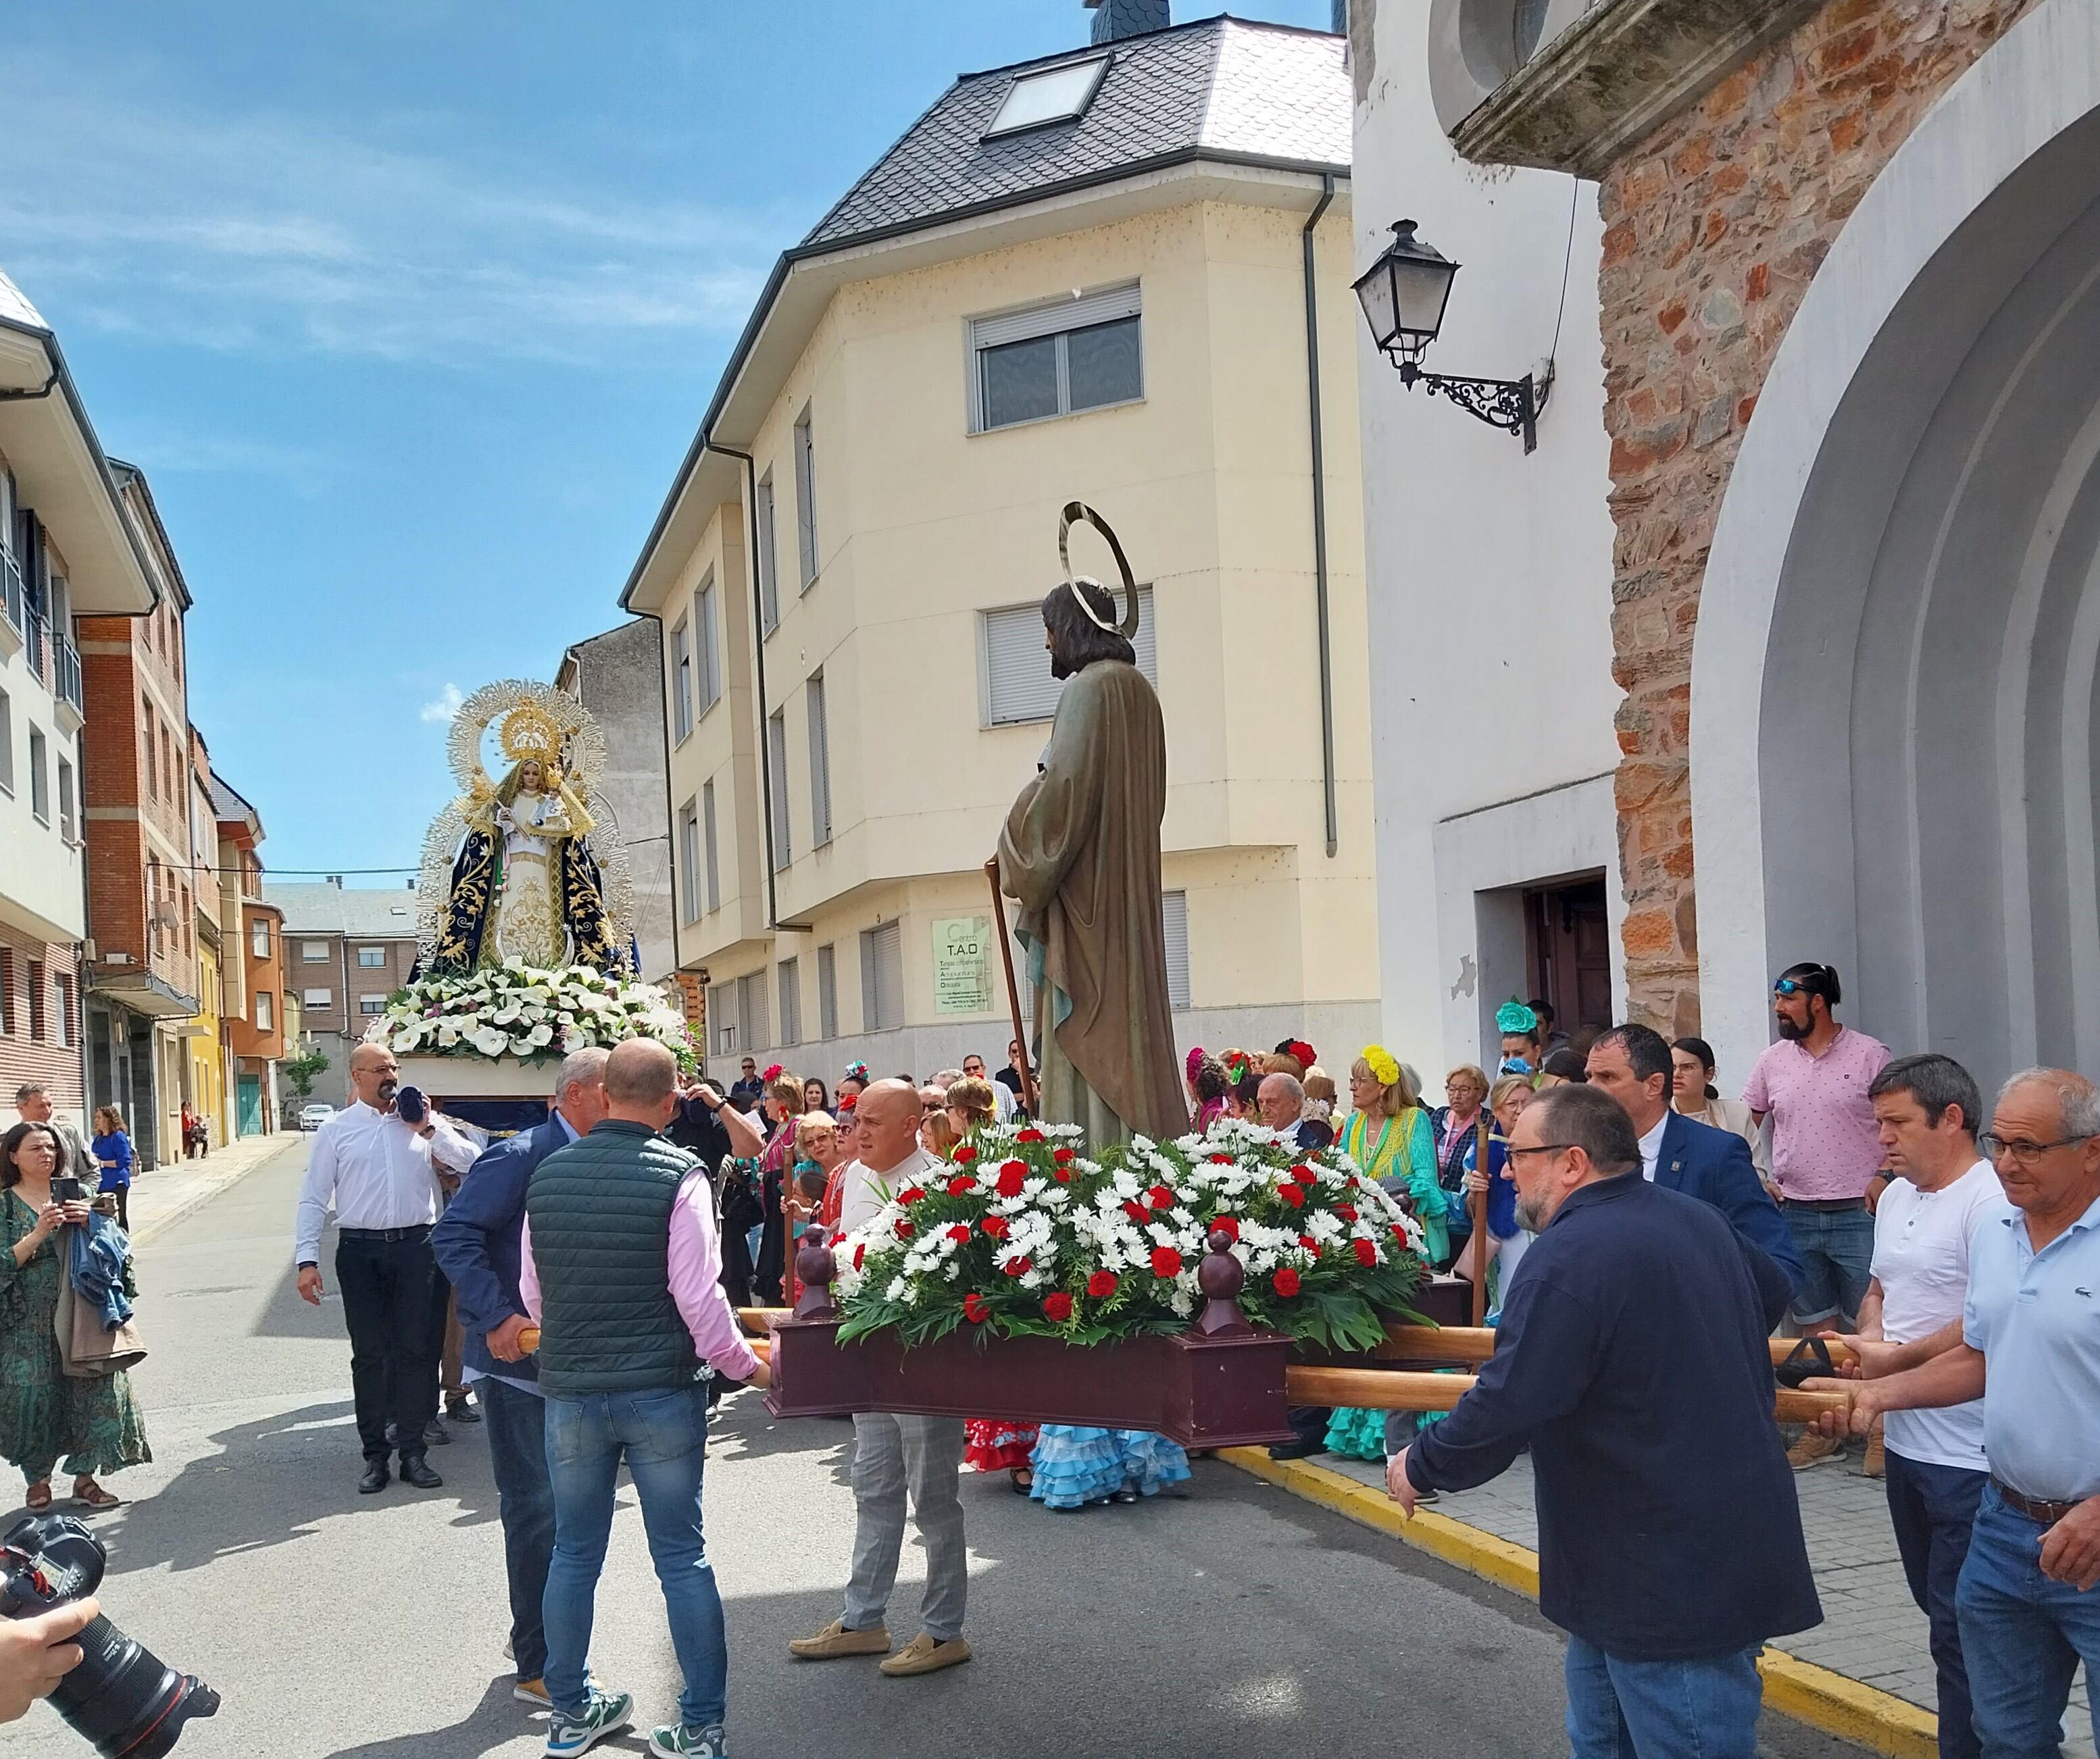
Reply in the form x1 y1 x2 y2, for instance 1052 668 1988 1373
1222 1447 1936 1759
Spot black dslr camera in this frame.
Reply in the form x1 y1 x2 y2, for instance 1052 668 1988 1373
0 1514 219 1756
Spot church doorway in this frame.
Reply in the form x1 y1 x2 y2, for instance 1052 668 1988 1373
1524 876 1612 1038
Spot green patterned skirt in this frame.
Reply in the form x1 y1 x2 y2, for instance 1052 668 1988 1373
0 1214 150 1484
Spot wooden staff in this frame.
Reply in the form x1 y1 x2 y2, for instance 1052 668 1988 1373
983 857 1039 1114
1470 1117 1491 1326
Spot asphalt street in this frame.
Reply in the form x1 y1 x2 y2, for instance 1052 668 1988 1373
0 1141 1864 1759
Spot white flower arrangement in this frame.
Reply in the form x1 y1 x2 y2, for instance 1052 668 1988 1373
361 957 696 1067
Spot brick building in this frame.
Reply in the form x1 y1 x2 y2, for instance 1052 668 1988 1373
263 880 422 1113
80 463 201 1168
0 269 158 1133
1354 0 2086 1094
214 778 284 1135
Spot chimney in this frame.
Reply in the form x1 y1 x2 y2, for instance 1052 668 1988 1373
1086 0 1169 44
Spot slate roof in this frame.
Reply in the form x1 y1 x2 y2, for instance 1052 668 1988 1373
804 16 1348 251
264 882 424 939
209 775 259 825
0 269 47 334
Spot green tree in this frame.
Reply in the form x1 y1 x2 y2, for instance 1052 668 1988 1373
282 1046 330 1102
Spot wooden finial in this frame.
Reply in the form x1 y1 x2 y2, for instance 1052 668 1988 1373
793 1225 840 1321
1193 1225 1252 1337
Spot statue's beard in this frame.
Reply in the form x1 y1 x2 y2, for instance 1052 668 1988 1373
1049 646 1078 680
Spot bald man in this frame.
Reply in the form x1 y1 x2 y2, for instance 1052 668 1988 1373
295 1041 478 1495
790 1079 973 1677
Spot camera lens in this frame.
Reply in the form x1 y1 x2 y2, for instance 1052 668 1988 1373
47 1614 220 1758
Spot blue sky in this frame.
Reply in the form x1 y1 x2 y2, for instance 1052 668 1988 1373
2 0 1332 877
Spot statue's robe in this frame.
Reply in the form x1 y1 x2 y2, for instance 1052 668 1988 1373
999 658 1185 1144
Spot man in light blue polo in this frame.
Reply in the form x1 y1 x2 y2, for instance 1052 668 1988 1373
1819 1067 2100 1756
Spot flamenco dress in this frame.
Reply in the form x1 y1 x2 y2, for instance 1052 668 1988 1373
1028 1427 1191 1509
964 1418 1039 1474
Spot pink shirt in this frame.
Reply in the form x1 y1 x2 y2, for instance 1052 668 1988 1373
518 1167 760 1383
1741 1025 1891 1200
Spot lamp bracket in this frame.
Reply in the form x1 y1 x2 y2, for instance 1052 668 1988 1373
1393 357 1555 453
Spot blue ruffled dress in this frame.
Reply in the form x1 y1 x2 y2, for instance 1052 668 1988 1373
1028 1427 1191 1510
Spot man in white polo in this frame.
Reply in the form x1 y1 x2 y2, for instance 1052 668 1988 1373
788 1079 970 1677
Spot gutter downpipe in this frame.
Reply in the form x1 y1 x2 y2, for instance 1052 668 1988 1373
1303 173 1339 858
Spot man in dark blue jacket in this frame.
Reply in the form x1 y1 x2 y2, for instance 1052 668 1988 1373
430 1046 608 1710
1393 1084 1820 1756
1586 1022 1805 1298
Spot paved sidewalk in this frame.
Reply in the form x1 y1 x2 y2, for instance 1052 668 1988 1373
124 1130 305 1246
1304 1441 2092 1758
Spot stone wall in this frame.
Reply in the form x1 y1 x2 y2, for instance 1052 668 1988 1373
1598 0 2038 1032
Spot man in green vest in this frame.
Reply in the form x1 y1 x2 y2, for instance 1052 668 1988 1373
519 1038 768 1759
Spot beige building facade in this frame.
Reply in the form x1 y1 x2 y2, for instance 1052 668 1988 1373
623 14 1378 1086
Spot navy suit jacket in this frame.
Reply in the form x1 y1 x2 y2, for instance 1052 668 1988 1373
1655 1108 1804 1298
431 1117 571 1386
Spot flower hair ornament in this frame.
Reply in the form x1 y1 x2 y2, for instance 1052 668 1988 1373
843 1061 870 1082
762 1063 784 1083
1495 999 1539 1036
1276 1038 1316 1071
1360 1044 1401 1088
1223 1052 1255 1086
1057 502 1141 637
1185 1045 1209 1084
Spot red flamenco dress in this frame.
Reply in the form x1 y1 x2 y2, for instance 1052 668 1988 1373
964 1417 1039 1474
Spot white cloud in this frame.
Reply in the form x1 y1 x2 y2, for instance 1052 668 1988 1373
0 56 778 367
420 683 464 724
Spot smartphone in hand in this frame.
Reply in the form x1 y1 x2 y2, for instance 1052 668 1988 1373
395 1086 429 1125
51 1177 86 1204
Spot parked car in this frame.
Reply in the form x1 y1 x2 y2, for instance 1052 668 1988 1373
299 1104 336 1132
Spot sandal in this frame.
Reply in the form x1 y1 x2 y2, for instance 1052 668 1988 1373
1009 1469 1034 1495
23 1483 50 1513
71 1478 120 1510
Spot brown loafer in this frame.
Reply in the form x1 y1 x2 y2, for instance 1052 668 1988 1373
789 1618 891 1661
878 1633 972 1677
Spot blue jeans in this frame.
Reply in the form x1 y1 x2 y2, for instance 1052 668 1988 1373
1885 1450 1986 1759
1955 1483 2100 1758
543 1385 727 1731
479 1377 555 1683
1564 1637 1762 1759
1781 1202 1874 1327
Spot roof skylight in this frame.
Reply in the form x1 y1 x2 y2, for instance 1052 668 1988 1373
984 57 1110 139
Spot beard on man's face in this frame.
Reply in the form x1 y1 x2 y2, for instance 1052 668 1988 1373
1774 1012 1808 1042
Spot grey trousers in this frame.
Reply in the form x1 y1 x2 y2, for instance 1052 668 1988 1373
842 1412 968 1643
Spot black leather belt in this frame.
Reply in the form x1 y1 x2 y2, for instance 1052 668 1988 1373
1993 1479 2084 1525
340 1225 432 1243
1780 1196 1867 1212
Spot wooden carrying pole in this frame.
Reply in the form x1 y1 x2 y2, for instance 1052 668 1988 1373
1284 1363 1850 1425
984 857 1039 1113
1372 1325 1857 1373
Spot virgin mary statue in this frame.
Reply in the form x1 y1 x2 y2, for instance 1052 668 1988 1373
422 689 632 977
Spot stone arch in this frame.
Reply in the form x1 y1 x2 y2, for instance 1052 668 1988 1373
1690 0 2100 1091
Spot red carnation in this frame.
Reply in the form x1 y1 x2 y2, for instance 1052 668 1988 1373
1334 1203 1358 1223
1299 1233 1318 1252
1210 1215 1240 1242
1053 1167 1072 1184
1086 1269 1117 1298
1015 1127 1045 1144
982 1215 1011 1242
894 1220 915 1240
897 1186 925 1206
952 1144 978 1165
1278 1183 1306 1209
1391 1225 1409 1246
1043 1292 1073 1322
1291 1165 1318 1187
853 1242 866 1270
1207 1152 1234 1165
1053 1147 1075 1166
1150 1246 1184 1279
1272 1267 1301 1298
1146 1183 1175 1210
947 1174 978 1196
995 1161 1028 1198
964 1292 989 1323
1122 1200 1151 1225
1351 1237 1378 1267
947 1224 972 1243
1003 1256 1032 1279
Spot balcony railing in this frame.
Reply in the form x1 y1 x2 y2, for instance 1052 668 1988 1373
23 609 45 685
0 548 20 639
52 632 82 717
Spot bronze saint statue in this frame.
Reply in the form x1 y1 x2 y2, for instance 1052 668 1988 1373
997 505 1186 1145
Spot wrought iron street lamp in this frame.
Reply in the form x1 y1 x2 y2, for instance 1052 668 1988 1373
1353 219 1553 453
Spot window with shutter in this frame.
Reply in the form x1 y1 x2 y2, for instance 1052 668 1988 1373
1161 889 1191 1011
678 799 701 923
737 971 770 1052
767 712 791 869
695 577 721 714
980 587 1155 726
702 782 721 913
860 919 904 1031
817 943 839 1040
670 618 694 742
794 409 818 590
709 982 736 1054
755 474 780 634
970 284 1142 432
807 672 831 847
778 957 801 1046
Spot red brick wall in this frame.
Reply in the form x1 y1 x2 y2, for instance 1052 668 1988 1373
0 931 84 1119
1598 0 2039 1031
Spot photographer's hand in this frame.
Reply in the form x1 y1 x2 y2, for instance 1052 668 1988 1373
297 1265 325 1306
0 1597 97 1722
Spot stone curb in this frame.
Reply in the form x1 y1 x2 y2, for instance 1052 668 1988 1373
130 1136 306 1248
1219 1447 1937 1759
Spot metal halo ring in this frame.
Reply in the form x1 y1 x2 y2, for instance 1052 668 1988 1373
1058 501 1141 638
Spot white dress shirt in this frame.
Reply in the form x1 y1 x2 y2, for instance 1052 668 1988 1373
295 1100 478 1265
1637 1112 1668 1183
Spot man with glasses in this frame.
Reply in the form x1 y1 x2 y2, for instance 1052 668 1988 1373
960 1054 1016 1122
1743 963 1891 1467
1814 1068 2100 1759
1390 1084 1815 1758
